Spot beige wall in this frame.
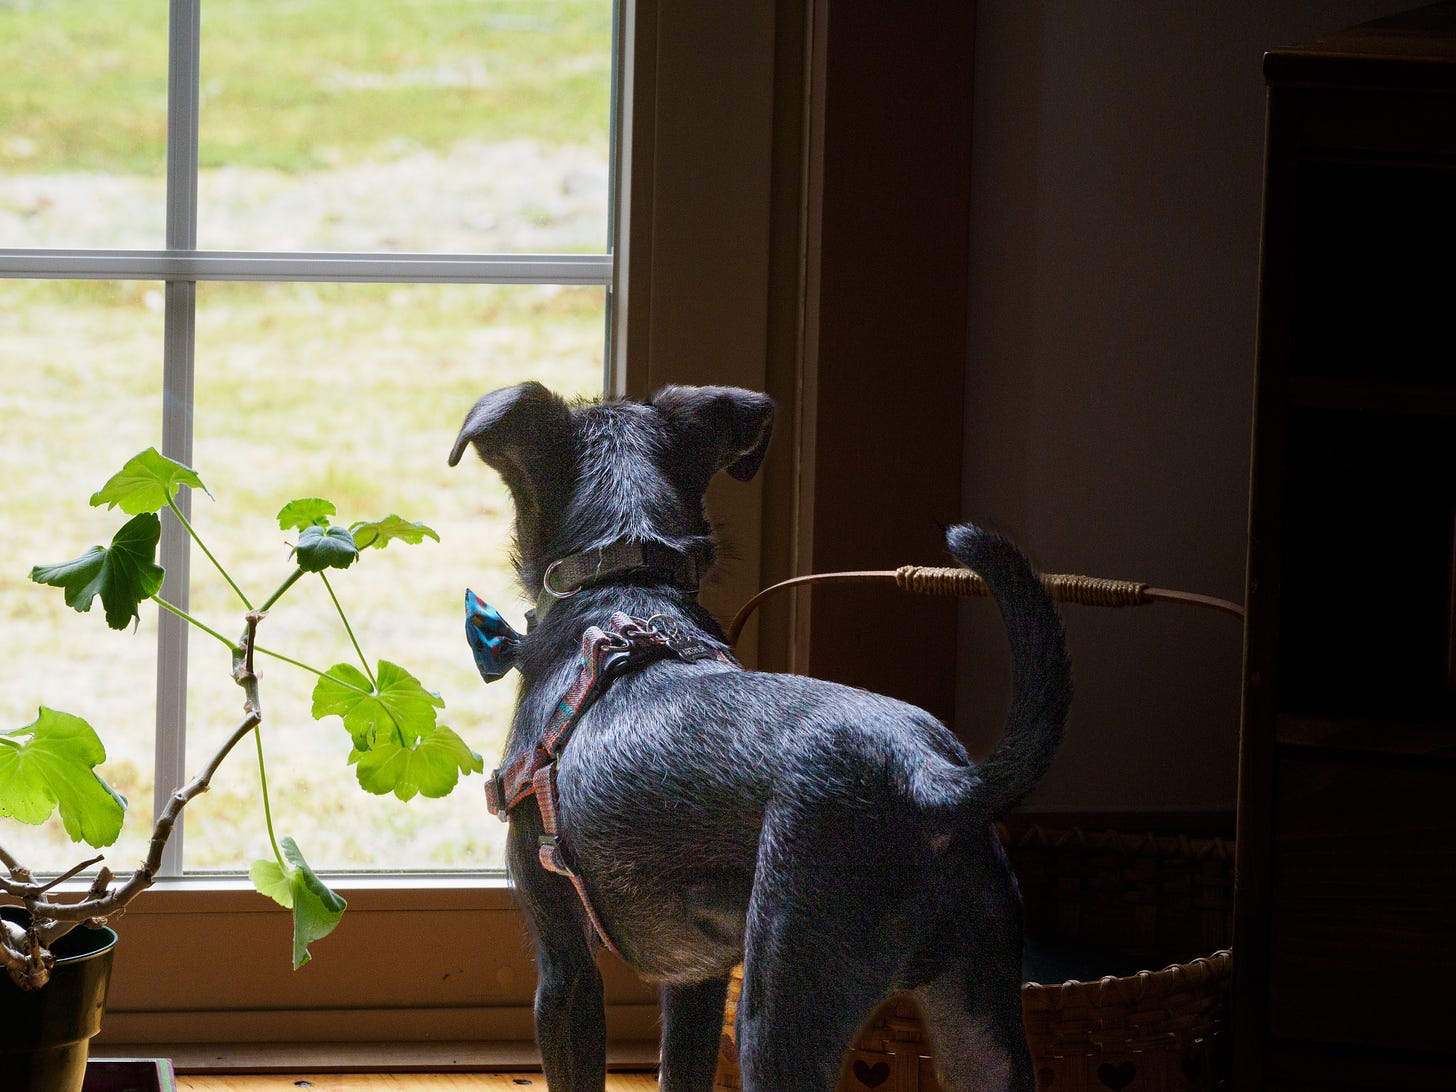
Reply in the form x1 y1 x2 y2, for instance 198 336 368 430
957 1 1412 814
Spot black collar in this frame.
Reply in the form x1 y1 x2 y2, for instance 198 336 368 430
530 541 707 627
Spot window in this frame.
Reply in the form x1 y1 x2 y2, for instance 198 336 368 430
1 0 613 881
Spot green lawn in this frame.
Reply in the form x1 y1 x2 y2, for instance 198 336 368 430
0 0 612 175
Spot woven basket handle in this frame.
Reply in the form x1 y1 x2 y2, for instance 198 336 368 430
725 567 1243 647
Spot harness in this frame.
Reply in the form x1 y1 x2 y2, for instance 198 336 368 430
466 593 737 956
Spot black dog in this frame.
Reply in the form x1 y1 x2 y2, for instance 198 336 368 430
450 382 1071 1092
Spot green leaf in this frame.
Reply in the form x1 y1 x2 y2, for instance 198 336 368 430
31 512 166 630
350 514 440 551
249 837 347 969
294 524 359 572
249 858 293 907
277 498 337 532
0 708 127 847
309 663 375 745
311 661 444 750
350 724 484 801
89 448 210 514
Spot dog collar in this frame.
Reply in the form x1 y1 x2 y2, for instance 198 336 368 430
531 541 706 627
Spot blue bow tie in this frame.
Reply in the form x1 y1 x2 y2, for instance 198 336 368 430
465 589 522 683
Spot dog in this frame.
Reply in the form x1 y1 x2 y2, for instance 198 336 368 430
449 382 1072 1092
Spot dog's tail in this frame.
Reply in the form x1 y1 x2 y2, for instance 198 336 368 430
948 523 1072 823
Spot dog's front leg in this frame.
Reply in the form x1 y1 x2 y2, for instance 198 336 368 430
659 976 730 1092
534 934 606 1092
511 815 608 1092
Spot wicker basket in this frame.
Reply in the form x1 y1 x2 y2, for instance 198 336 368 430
714 825 1234 1092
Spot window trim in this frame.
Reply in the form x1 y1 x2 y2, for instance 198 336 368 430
94 876 663 1069
0 251 612 283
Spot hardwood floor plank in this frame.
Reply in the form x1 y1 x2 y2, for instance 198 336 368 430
176 1075 661 1091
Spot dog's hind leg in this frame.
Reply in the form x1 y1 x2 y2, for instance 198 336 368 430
658 976 731 1092
735 803 916 1092
910 855 1033 1092
736 920 899 1092
913 968 1031 1092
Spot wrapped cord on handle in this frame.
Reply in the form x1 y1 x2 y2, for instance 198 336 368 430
725 567 1243 647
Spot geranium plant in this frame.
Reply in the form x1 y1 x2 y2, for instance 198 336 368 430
0 449 482 989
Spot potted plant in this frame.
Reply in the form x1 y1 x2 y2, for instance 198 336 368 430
0 448 483 1092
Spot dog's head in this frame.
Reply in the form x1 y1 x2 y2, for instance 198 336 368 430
449 382 774 597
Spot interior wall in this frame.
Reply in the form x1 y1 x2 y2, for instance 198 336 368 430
795 2 974 723
959 1 1413 815
616 0 780 660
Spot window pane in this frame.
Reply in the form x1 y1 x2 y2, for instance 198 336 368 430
0 4 168 249
0 281 164 873
180 280 605 872
196 0 614 254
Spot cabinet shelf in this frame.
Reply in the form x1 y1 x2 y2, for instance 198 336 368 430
1286 374 1456 417
1273 715 1456 760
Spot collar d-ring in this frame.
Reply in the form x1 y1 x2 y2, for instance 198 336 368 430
541 557 582 600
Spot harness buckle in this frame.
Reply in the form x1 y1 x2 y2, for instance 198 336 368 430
538 834 570 875
485 767 509 820
596 644 637 681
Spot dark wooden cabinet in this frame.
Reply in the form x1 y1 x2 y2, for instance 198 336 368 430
1235 5 1456 1089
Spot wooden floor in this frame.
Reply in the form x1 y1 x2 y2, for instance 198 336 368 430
177 1076 661 1091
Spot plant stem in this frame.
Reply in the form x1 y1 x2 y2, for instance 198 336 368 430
0 844 25 877
252 645 373 695
23 679 266 942
257 567 306 613
34 855 105 895
153 596 239 652
254 728 286 872
167 496 253 611
321 571 374 688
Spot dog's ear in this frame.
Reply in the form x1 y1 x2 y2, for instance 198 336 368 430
651 386 775 484
449 380 571 467
448 382 575 510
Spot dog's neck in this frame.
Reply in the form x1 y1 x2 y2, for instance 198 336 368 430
529 539 711 628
